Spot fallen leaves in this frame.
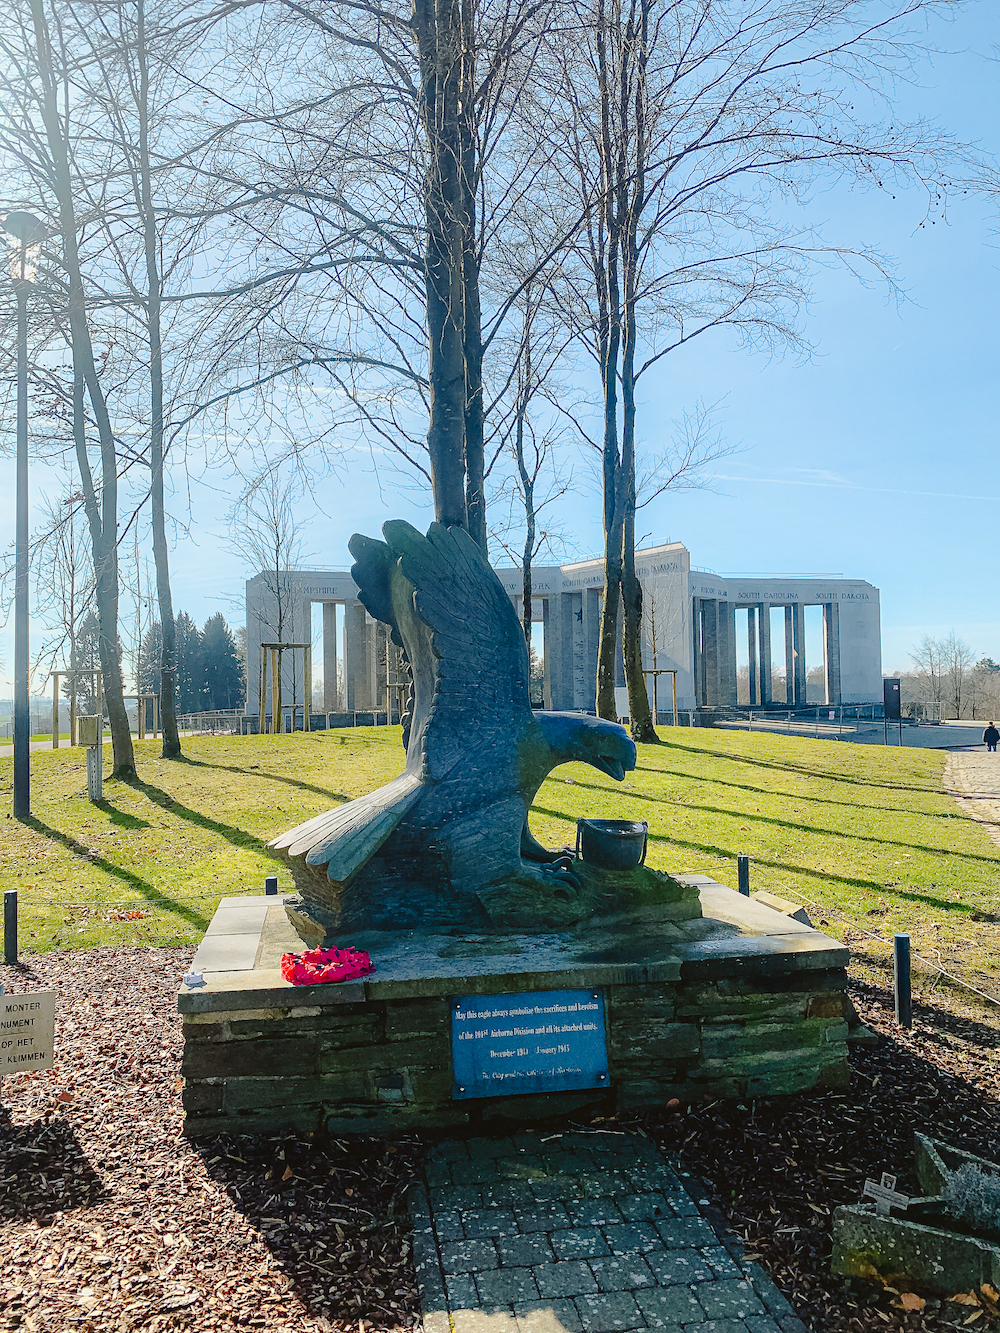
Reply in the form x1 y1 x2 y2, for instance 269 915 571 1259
896 1293 926 1312
0 946 421 1333
645 978 1000 1333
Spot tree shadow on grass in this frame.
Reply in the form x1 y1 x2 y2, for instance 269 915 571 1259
134 779 276 855
631 765 972 825
24 815 210 932
552 773 985 853
530 802 976 916
172 755 352 805
96 799 151 830
0 1111 109 1223
638 739 943 795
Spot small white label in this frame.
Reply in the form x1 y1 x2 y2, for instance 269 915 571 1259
863 1172 909 1217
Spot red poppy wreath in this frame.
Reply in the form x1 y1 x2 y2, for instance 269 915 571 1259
280 946 375 985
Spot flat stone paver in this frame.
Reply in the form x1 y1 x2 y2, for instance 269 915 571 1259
408 1130 808 1333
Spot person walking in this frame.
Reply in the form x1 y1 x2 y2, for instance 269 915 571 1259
984 723 1000 752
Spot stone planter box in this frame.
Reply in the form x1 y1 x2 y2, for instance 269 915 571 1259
179 876 850 1136
832 1134 1000 1295
831 1206 1000 1295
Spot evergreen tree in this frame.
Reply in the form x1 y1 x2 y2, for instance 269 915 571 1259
174 612 205 713
137 622 163 695
201 613 242 708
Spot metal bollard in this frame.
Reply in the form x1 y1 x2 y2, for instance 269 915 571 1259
4 889 17 964
894 933 912 1028
737 855 750 897
265 876 278 896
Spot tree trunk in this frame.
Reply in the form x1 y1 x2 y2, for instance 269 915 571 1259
414 0 468 531
30 0 135 779
592 0 626 722
460 0 486 549
136 0 181 759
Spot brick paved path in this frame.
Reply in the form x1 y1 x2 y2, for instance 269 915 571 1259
410 1130 806 1333
944 751 1000 850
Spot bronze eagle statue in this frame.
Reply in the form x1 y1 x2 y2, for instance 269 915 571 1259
270 520 638 934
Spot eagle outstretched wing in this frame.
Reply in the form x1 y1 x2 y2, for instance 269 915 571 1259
350 521 533 783
269 770 422 884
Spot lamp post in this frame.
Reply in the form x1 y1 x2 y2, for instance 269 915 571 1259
4 210 44 820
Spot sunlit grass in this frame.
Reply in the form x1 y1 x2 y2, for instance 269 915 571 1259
2 726 997 991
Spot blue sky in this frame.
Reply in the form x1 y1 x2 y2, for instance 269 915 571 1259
1 0 998 692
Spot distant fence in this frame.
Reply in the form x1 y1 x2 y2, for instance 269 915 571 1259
173 708 403 735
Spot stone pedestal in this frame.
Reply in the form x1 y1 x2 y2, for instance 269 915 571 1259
179 878 850 1136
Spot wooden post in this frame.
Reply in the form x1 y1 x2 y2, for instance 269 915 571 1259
304 645 312 732
152 694 159 739
51 673 59 748
672 671 678 728
271 648 279 734
259 646 267 734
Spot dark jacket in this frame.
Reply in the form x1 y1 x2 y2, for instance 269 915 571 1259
984 727 999 746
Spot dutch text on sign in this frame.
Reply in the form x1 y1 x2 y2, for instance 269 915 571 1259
1 991 56 1072
451 989 608 1099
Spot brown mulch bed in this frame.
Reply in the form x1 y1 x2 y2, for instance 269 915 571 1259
643 979 1000 1330
0 948 422 1333
3 948 999 1332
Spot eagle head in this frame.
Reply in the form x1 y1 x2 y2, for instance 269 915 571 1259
533 711 637 784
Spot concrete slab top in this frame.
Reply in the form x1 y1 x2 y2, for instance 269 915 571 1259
179 880 848 1013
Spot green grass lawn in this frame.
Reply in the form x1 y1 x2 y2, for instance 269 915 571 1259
1 727 997 992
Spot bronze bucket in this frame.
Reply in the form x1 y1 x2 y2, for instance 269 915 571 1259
575 818 648 870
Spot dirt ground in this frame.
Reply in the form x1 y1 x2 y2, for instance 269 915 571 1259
2 946 998 1332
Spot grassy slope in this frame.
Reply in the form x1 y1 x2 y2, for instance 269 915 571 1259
1 727 997 989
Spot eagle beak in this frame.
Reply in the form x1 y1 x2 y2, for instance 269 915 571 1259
594 755 627 782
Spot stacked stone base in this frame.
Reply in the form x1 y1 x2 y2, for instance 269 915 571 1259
180 879 850 1135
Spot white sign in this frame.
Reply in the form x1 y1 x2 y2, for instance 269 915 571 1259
863 1171 910 1217
1 991 56 1072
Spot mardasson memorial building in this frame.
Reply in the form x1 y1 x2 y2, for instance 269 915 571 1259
245 540 881 723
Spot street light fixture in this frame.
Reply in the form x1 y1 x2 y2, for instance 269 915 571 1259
3 209 44 820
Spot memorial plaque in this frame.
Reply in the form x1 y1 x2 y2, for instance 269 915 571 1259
1 991 56 1074
451 989 608 1099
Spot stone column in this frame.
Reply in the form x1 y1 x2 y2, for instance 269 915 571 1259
581 588 600 712
792 603 807 705
784 606 795 705
702 599 720 706
758 604 772 705
824 601 842 704
747 607 758 705
346 601 369 711
692 599 703 706
717 601 738 706
323 603 339 712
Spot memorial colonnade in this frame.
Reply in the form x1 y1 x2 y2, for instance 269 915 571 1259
692 597 842 709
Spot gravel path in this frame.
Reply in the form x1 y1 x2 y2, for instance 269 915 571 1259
943 750 1000 849
0 948 420 1333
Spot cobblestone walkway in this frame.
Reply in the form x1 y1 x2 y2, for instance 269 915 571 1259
410 1130 806 1333
944 750 1000 849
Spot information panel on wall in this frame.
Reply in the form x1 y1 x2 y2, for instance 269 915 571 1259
451 989 608 1099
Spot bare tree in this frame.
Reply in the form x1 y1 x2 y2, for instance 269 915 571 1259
0 0 138 777
539 0 970 738
229 468 308 723
489 285 576 645
27 490 95 724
